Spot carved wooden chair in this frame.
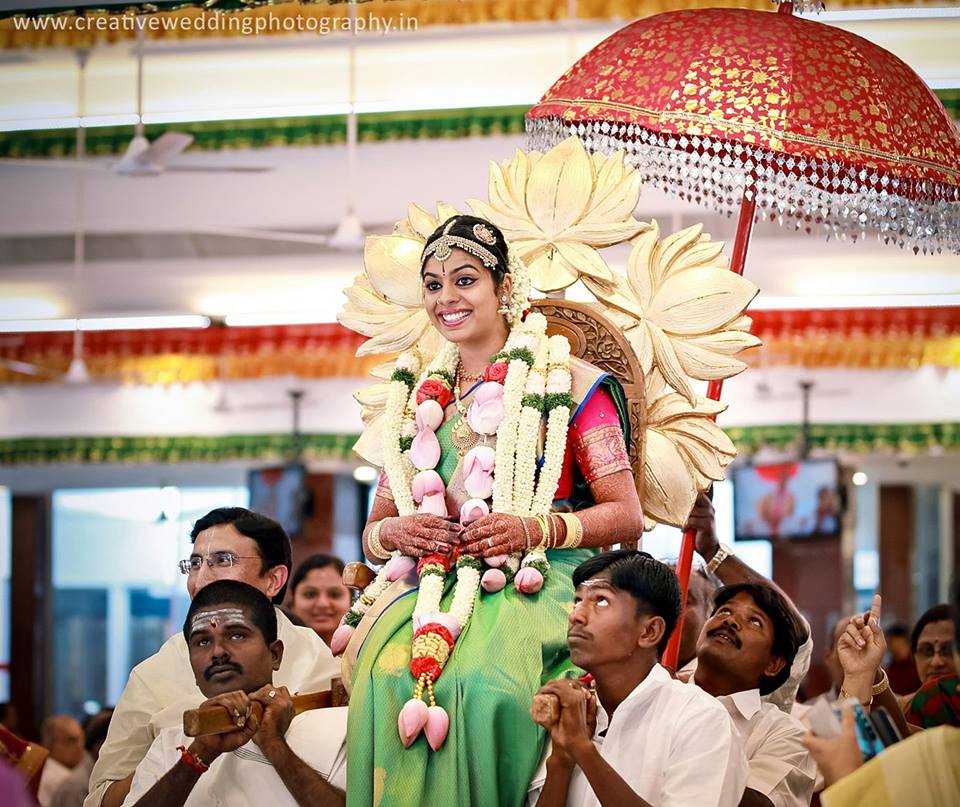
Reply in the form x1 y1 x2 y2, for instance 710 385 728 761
533 299 644 551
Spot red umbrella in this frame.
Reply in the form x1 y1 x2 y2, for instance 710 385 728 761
526 1 960 668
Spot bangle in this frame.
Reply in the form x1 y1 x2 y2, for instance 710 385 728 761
556 513 584 549
872 668 890 698
838 687 873 707
520 517 533 550
367 519 391 561
705 543 733 575
177 745 210 773
534 514 550 549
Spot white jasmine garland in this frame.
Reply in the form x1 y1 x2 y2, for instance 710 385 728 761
413 570 445 618
521 546 549 569
491 358 527 513
512 340 550 515
450 564 481 629
383 360 419 516
531 336 573 515
343 562 394 627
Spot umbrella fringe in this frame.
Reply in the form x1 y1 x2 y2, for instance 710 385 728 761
526 116 960 256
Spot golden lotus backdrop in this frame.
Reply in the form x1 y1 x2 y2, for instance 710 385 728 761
338 137 759 527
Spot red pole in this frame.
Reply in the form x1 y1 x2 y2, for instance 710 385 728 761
662 190 757 671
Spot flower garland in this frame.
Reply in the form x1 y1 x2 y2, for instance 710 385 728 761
336 257 577 752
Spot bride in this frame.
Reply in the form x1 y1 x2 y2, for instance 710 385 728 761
342 214 643 807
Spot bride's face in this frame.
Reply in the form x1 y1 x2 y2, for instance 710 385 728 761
422 248 511 344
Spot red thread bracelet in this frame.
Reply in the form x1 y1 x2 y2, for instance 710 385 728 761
177 745 210 773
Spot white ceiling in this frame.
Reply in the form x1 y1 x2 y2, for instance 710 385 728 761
1 11 959 322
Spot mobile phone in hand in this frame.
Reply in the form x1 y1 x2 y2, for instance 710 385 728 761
849 701 885 761
868 707 902 748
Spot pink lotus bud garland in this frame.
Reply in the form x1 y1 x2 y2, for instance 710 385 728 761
347 301 574 750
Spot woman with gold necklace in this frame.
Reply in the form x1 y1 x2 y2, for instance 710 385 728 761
340 214 643 807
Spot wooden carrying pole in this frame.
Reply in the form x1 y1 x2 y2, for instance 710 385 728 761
660 192 756 671
183 688 341 737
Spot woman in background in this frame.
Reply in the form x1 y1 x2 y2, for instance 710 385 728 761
289 553 351 648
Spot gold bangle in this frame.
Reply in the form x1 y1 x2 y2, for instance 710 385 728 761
534 514 549 549
839 687 872 707
556 513 583 549
872 668 890 698
367 519 390 561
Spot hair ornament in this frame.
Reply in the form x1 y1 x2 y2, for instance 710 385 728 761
472 223 497 245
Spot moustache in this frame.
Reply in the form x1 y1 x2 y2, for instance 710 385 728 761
707 625 741 649
204 661 242 680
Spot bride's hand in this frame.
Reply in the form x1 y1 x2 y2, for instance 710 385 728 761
460 513 529 558
380 514 460 558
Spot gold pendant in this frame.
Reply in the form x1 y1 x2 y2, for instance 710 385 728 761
451 415 480 456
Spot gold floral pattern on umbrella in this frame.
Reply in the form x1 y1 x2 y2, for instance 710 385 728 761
526 5 960 253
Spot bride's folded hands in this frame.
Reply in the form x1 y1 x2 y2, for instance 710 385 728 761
459 512 528 558
375 514 461 558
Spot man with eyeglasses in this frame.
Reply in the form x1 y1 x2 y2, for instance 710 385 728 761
85 507 339 807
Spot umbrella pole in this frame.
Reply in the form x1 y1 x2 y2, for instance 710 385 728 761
662 191 756 670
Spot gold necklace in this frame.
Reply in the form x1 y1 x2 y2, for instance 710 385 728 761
451 366 481 456
457 361 485 383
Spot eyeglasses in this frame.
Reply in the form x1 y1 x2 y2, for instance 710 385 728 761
915 641 955 660
178 551 261 575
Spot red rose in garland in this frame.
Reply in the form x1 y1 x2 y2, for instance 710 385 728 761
484 362 509 384
417 379 452 408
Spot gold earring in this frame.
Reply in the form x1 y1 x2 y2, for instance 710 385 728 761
497 295 510 316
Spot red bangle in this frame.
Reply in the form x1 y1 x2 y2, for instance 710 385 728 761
177 745 210 773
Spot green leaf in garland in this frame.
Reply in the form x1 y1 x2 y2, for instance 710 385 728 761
391 368 416 389
428 369 455 388
524 558 551 576
456 555 483 572
544 392 575 412
344 610 363 628
399 435 413 452
508 348 535 367
521 394 545 412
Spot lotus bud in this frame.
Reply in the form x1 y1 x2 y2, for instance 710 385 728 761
481 568 507 593
415 399 444 432
398 699 429 748
329 623 354 656
425 705 450 751
459 498 489 526
462 445 496 499
514 566 544 594
384 555 417 583
410 428 441 470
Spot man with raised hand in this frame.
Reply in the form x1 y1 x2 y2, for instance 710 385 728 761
123 579 345 807
86 508 339 807
531 549 747 807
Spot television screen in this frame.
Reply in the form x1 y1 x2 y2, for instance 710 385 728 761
732 460 841 540
248 464 308 538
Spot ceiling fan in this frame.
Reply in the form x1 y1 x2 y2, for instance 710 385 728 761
0 31 272 177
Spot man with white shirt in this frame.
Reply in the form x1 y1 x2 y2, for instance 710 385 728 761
122 579 345 807
693 583 817 807
86 507 340 807
531 549 747 807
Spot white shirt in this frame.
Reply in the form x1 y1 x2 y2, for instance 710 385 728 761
85 608 339 807
682 631 814 715
528 664 747 807
717 689 817 807
38 758 73 807
121 707 347 807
